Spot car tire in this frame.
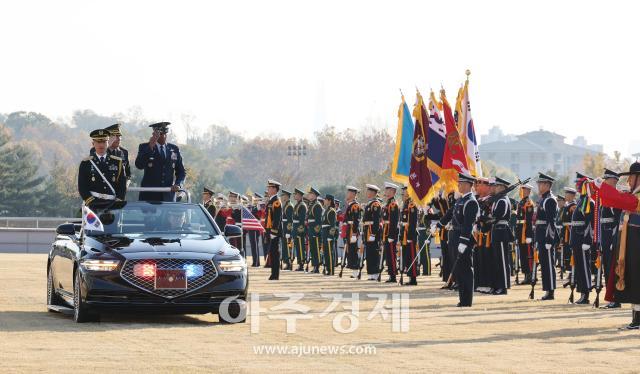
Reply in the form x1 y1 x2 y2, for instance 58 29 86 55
218 299 247 324
73 271 99 323
46 267 64 311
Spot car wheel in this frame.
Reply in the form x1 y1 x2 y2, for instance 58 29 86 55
73 271 99 323
218 298 247 324
47 267 64 311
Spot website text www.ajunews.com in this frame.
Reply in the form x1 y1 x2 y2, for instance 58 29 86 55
253 344 377 356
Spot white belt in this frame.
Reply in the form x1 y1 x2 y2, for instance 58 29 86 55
535 220 547 225
516 220 525 224
292 220 300 223
400 222 408 226
363 221 373 225
282 219 288 222
495 220 510 226
347 221 354 224
321 224 331 228
600 218 614 223
570 221 585 226
383 220 390 224
90 191 115 200
417 227 426 231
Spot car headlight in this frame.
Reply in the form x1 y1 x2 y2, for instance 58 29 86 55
80 259 120 271
218 259 246 272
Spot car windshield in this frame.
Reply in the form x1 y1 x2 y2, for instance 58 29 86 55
85 202 220 239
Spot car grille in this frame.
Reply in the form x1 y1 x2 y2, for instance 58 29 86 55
120 259 217 298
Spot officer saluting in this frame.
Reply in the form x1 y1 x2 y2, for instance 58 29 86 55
78 129 127 210
134 122 185 201
434 173 479 306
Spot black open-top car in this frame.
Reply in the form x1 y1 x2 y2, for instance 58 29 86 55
47 198 247 323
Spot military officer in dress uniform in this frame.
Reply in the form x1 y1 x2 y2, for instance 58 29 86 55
344 186 362 278
90 123 131 185
535 173 559 301
78 129 127 210
362 184 382 280
321 194 337 275
292 188 308 271
571 172 595 305
555 194 566 278
434 173 479 306
382 182 400 283
134 122 185 202
265 180 282 280
203 187 217 218
599 169 622 308
475 178 494 293
280 189 294 270
490 176 513 295
560 187 578 284
306 187 323 274
515 183 535 284
399 185 418 286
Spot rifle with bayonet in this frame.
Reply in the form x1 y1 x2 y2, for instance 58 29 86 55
529 247 539 299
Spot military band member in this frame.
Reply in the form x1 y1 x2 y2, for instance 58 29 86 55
571 172 595 304
535 173 559 300
590 161 640 329
292 188 308 271
322 194 337 275
344 186 362 278
280 189 294 270
515 184 535 284
435 173 479 306
490 177 513 295
265 180 282 280
203 187 217 218
599 169 622 308
78 129 127 210
306 187 323 273
362 185 382 280
382 182 400 283
400 185 418 286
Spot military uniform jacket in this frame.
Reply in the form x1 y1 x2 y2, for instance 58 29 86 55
475 195 493 247
293 201 308 238
204 199 217 219
265 195 282 236
134 142 186 201
282 201 294 239
535 191 558 247
362 198 382 242
515 196 534 244
561 201 577 245
382 198 399 242
232 206 242 228
399 199 417 244
321 207 337 240
78 153 126 205
439 192 479 248
600 204 621 249
570 195 594 247
307 200 323 238
91 147 131 180
345 200 362 240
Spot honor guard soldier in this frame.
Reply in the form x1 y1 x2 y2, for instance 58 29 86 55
561 187 578 283
362 184 382 280
431 192 453 283
599 169 622 308
535 173 559 300
292 188 308 271
417 208 429 276
434 173 479 306
280 189 294 270
215 194 229 229
590 161 640 329
306 187 323 273
475 178 494 293
344 186 362 278
134 122 185 201
515 183 535 284
203 187 217 217
571 173 595 304
555 194 566 277
78 129 127 210
322 194 337 275
490 177 513 295
382 182 400 282
399 185 418 286
265 180 282 280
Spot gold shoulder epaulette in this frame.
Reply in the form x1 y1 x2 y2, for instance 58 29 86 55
110 155 122 161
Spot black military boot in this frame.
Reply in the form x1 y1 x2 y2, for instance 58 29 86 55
603 301 621 309
523 273 531 284
492 288 507 295
626 311 640 330
405 277 417 286
575 292 590 305
541 290 554 300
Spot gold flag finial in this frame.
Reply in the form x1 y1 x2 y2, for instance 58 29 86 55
465 69 471 77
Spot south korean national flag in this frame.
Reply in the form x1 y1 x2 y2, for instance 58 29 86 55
83 206 104 232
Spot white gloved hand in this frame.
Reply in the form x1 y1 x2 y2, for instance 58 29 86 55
526 238 532 244
593 177 603 188
545 244 552 250
368 235 375 241
270 234 277 240
582 244 590 251
285 234 290 239
429 227 437 236
407 240 412 243
388 238 394 243
350 235 357 243
458 243 467 254
327 238 333 242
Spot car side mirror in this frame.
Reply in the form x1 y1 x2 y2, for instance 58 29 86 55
56 223 76 236
224 224 242 238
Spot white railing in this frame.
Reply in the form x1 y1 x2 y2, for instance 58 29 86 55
0 217 78 229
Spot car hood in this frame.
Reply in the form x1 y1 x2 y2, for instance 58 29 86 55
88 235 239 256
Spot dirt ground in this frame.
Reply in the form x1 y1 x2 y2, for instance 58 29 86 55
1 254 639 373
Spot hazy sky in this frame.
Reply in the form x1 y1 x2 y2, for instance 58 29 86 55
1 0 639 155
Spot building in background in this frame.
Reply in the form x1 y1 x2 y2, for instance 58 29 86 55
479 130 602 178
